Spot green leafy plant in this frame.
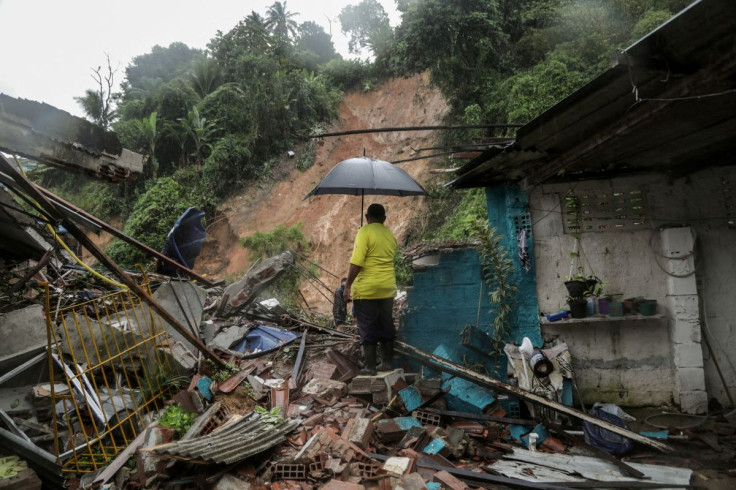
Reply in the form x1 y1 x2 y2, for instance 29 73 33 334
239 223 308 258
254 405 283 426
212 362 238 382
470 219 518 344
158 403 196 436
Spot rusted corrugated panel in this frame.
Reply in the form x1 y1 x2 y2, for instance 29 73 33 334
151 412 300 464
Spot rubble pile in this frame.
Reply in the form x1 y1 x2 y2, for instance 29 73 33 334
2 249 735 489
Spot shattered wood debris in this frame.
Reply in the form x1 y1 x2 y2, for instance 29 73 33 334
0 157 733 489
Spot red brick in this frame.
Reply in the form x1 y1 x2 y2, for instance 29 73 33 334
433 470 469 490
341 417 374 449
320 480 364 490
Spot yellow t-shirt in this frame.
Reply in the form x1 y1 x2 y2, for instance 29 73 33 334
350 222 397 300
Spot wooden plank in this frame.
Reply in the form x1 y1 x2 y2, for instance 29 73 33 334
33 184 216 287
0 156 226 368
395 342 672 453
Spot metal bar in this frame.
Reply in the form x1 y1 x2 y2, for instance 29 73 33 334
0 409 33 443
310 124 523 139
394 341 672 453
422 407 537 426
33 183 215 286
390 150 459 164
291 330 308 382
0 155 225 368
290 318 354 339
0 427 64 487
0 352 45 385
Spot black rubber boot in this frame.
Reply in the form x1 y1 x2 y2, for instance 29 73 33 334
359 344 377 376
377 341 394 372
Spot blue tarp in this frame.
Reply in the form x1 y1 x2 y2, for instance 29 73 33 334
158 207 206 275
231 325 301 359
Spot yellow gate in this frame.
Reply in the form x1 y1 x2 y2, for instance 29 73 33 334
43 282 179 474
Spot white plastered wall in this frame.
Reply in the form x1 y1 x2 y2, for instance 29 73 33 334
530 168 736 412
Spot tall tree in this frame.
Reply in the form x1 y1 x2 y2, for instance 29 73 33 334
125 42 201 91
339 0 394 60
75 54 117 129
177 107 219 169
394 0 509 107
189 58 224 98
296 21 338 66
265 1 299 40
134 112 160 177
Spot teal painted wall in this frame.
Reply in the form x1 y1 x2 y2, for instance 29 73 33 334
401 185 543 379
485 186 542 347
403 249 500 375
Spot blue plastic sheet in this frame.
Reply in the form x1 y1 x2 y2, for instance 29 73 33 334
231 325 301 359
158 207 206 275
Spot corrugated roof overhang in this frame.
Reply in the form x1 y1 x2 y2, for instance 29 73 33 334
450 0 736 189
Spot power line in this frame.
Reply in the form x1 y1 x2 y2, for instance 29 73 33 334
310 124 523 139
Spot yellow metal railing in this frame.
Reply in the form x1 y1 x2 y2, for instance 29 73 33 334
43 282 179 474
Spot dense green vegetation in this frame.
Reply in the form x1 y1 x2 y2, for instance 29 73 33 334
31 0 689 271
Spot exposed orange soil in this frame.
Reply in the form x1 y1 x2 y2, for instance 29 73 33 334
197 73 449 314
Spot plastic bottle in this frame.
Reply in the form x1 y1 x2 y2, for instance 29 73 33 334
545 310 568 322
586 297 595 316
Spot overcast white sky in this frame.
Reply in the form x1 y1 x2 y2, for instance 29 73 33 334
0 0 399 117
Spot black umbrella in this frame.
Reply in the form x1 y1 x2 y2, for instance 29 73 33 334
304 157 427 224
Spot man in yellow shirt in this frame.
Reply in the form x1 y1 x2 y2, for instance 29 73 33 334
344 203 397 375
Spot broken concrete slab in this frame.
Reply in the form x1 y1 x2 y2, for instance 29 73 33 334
302 379 347 399
219 251 295 317
0 305 46 360
209 324 249 351
153 281 207 353
212 474 252 489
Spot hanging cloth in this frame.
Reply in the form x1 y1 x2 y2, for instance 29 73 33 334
518 228 531 272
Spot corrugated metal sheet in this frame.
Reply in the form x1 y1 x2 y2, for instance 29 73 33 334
151 412 300 464
451 0 736 189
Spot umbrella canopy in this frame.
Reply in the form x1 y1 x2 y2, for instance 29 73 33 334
304 157 427 224
305 157 427 198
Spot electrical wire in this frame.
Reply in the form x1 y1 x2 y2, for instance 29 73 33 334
647 225 697 278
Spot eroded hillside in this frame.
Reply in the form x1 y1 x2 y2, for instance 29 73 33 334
197 73 449 314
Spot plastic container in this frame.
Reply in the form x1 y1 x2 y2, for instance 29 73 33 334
586 297 595 316
608 301 624 317
569 299 587 318
598 298 610 315
638 299 657 316
546 310 569 322
530 349 554 377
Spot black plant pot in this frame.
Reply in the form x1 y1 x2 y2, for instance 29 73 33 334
568 299 588 318
564 280 587 298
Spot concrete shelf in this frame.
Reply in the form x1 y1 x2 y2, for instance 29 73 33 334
540 313 666 325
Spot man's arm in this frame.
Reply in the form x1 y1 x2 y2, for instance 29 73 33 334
344 263 361 302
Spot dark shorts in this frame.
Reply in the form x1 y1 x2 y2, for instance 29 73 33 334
353 298 395 345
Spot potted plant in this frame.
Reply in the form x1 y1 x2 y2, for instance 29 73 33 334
562 198 605 317
567 295 588 318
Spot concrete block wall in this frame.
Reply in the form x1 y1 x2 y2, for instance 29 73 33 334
403 249 500 375
542 320 673 406
661 226 707 413
531 169 736 410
